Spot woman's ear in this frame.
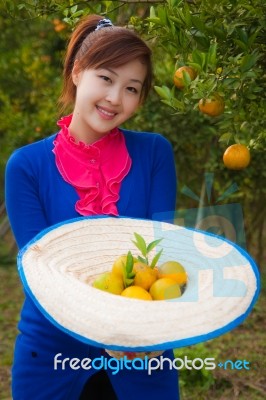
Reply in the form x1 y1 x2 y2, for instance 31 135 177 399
72 60 81 86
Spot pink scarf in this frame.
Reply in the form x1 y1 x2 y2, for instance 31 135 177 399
52 115 132 216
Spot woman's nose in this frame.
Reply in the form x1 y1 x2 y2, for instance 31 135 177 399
106 87 122 105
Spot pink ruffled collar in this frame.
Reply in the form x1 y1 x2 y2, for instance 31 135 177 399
52 114 132 216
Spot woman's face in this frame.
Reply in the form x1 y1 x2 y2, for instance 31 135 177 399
69 59 147 143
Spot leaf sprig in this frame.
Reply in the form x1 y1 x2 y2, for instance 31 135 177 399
132 232 163 268
121 233 164 287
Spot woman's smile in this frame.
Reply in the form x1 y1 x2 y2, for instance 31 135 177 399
96 105 118 120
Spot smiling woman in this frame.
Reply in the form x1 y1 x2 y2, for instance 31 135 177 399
5 14 178 400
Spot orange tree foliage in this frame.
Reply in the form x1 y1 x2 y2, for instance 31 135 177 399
0 0 265 266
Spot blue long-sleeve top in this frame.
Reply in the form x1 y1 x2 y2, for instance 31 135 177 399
5 128 179 400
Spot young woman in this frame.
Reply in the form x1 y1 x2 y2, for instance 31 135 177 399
5 15 179 399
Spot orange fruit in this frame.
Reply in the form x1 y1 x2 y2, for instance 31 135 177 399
158 261 187 285
198 94 225 116
52 19 61 26
112 254 138 278
92 272 124 295
174 66 197 89
53 19 66 32
133 262 158 291
149 278 182 300
121 286 152 300
223 143 251 170
112 254 128 277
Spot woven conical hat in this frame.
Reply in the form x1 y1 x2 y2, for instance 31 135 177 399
18 216 260 352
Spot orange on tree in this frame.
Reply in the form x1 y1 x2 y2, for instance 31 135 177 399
158 261 187 285
149 278 182 300
174 66 197 89
198 93 225 117
121 286 152 301
223 143 251 170
53 19 66 32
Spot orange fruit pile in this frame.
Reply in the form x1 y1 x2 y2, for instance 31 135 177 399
92 233 188 301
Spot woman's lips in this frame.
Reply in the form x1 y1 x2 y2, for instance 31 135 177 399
96 106 117 120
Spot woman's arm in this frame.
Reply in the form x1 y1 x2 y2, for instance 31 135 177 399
5 148 49 249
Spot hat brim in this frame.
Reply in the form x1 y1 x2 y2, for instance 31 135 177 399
18 216 260 352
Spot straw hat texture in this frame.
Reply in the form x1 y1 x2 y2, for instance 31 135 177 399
18 216 260 352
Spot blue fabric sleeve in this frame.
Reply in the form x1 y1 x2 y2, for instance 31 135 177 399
5 148 49 249
148 134 177 221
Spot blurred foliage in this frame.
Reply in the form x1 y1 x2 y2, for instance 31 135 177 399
0 0 265 267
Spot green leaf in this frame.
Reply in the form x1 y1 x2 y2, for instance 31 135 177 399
175 8 186 25
125 251 134 274
223 78 240 89
169 15 182 26
238 29 248 45
240 54 259 73
132 232 147 257
193 33 210 50
125 278 135 287
147 238 163 253
150 249 163 269
17 4 26 10
158 7 167 26
188 62 202 74
150 6 156 18
71 10 84 19
71 5 78 14
154 85 171 100
248 30 260 47
123 251 135 287
147 17 162 25
206 42 217 69
252 86 263 93
161 98 185 112
183 1 192 27
192 50 207 70
170 96 186 111
191 15 205 32
219 132 232 143
182 70 193 86
233 39 248 52
137 255 148 264
246 93 257 100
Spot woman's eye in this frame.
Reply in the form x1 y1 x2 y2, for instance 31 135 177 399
127 87 138 94
99 75 111 82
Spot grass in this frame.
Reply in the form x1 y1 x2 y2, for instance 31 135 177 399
0 257 23 400
0 257 265 399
